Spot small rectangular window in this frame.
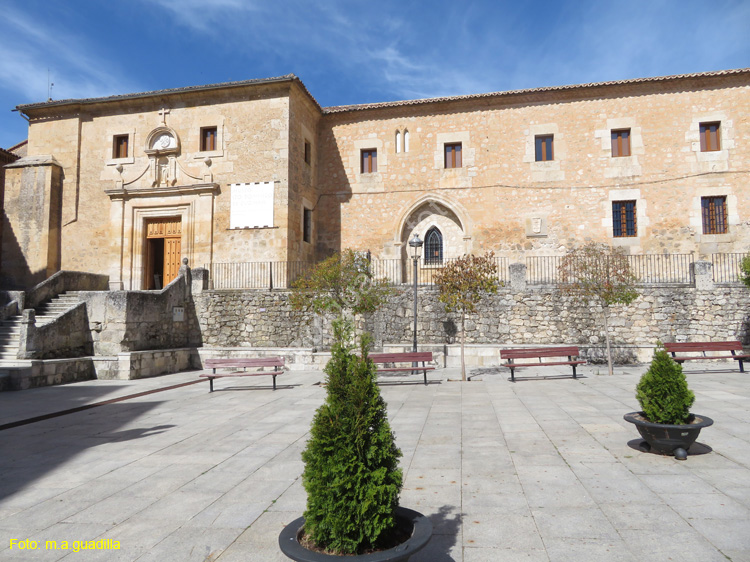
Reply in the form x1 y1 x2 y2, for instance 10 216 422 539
444 142 462 168
612 200 637 237
303 208 312 243
201 127 217 152
700 122 720 152
113 135 129 159
701 196 727 234
611 129 631 157
535 135 554 162
361 149 377 173
304 140 312 165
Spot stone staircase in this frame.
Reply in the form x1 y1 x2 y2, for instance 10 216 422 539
0 292 82 361
33 291 82 326
0 315 22 361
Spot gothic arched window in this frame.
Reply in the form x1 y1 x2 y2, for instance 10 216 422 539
424 227 443 265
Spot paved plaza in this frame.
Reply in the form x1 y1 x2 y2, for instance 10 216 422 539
0 362 748 561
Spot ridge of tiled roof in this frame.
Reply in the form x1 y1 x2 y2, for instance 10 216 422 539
7 139 27 152
16 74 322 113
0 147 18 160
322 68 750 114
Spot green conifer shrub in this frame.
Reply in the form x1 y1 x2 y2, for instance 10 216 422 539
301 318 403 554
636 344 695 424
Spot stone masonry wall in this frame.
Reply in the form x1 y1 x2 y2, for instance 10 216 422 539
193 283 750 364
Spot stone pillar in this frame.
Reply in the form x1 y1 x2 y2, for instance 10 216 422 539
18 309 37 360
107 195 125 290
692 260 714 291
1 156 63 288
191 267 209 294
509 263 527 292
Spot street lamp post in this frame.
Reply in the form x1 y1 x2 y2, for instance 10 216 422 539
408 234 423 353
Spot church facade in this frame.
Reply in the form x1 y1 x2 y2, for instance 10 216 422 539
3 69 749 290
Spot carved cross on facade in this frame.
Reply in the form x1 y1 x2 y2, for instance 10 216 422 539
159 107 170 125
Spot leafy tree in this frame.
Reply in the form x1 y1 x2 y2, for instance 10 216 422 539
739 254 750 288
301 318 403 554
636 344 695 424
558 243 639 376
433 252 500 381
290 249 392 320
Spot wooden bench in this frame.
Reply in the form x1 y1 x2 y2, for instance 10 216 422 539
498 346 586 382
369 352 435 385
200 357 285 392
663 341 750 372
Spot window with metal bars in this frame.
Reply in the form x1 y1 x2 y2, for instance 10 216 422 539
701 196 727 234
361 149 377 173
611 129 631 157
113 135 129 159
201 127 217 152
535 135 554 161
612 201 637 237
424 227 443 264
444 143 462 168
699 122 720 152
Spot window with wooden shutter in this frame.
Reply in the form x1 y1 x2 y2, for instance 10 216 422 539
611 129 631 157
113 135 129 159
201 127 217 152
361 149 377 173
535 135 554 161
444 143 462 168
699 122 720 152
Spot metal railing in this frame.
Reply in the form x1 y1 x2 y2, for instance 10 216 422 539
206 253 747 290
712 253 749 285
206 257 509 289
526 254 696 286
207 261 315 289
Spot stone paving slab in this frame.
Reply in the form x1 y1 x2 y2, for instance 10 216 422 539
0 363 748 561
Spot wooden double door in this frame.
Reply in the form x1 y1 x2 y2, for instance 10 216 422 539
144 217 181 290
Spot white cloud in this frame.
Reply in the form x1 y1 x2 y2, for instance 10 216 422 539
0 7 140 103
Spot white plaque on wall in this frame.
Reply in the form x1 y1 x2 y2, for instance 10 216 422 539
230 182 274 228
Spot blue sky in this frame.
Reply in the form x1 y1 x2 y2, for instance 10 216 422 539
1 0 749 149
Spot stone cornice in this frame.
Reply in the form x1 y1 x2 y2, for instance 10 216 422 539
105 183 219 200
5 155 61 169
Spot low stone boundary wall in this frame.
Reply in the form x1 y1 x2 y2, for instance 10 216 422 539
193 282 750 364
1 348 200 390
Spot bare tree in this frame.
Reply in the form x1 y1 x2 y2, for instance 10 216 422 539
434 252 500 381
558 243 639 376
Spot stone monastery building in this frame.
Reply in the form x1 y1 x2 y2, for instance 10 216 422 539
3 68 749 290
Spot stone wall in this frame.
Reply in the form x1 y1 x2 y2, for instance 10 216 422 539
20 305 93 359
90 268 201 355
194 282 750 364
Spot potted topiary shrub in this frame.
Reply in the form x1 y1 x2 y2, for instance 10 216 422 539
624 344 713 460
280 252 432 561
279 319 432 561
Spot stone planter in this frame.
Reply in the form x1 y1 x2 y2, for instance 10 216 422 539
278 506 432 562
624 411 714 460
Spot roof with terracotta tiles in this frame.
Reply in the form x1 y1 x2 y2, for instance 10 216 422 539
14 68 749 117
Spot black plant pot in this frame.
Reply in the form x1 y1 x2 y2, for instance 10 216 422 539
278 506 432 562
624 411 713 460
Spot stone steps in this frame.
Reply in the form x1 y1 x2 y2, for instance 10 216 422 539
34 292 82 326
0 316 22 360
